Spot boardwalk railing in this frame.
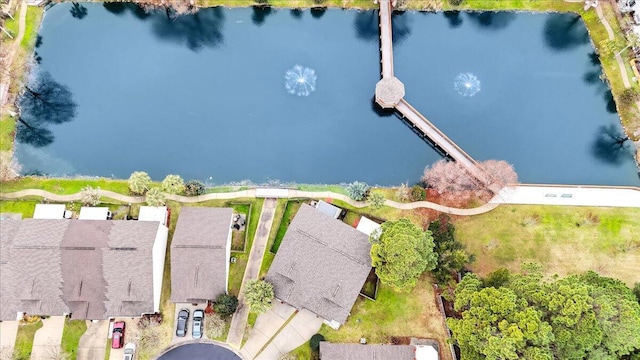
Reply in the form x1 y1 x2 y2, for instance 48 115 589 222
379 0 394 78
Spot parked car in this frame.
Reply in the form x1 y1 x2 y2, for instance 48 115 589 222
176 309 190 337
123 343 136 360
192 309 204 339
112 322 126 349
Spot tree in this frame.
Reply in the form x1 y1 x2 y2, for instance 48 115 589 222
346 181 369 201
449 0 464 5
422 159 517 196
368 191 385 209
483 268 511 289
410 185 426 201
370 218 437 291
309 333 325 351
243 280 274 314
395 183 411 202
428 215 473 284
619 88 639 108
81 185 100 206
213 294 238 317
204 313 225 339
145 187 165 206
128 171 151 195
161 174 184 194
185 179 206 196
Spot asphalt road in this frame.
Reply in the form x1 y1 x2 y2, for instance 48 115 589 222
158 343 241 360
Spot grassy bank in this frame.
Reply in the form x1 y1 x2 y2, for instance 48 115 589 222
13 320 43 360
61 319 87 359
454 205 640 286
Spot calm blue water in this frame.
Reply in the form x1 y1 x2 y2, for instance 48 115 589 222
15 4 640 186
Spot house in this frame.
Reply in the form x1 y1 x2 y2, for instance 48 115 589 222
33 204 71 219
78 206 112 220
265 204 371 329
170 207 233 304
0 217 168 321
315 200 341 219
319 343 439 360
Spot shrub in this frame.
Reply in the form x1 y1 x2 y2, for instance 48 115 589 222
346 181 369 201
185 179 206 196
619 88 639 108
368 191 386 209
243 280 274 314
309 334 325 351
161 174 184 195
213 294 238 317
633 283 640 303
448 0 463 5
81 185 100 206
145 187 166 206
396 183 411 202
483 268 511 288
128 171 151 195
410 185 426 201
204 313 226 339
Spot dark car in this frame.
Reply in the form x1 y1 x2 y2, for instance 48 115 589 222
176 309 190 337
111 321 126 349
192 309 204 339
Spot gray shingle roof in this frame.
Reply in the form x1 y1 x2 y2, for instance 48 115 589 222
265 204 371 324
170 207 233 303
319 343 416 360
0 219 162 320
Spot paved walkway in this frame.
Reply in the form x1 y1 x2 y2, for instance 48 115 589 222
239 301 297 360
227 199 277 349
255 309 323 360
77 320 110 360
0 320 19 358
491 184 640 207
30 316 65 360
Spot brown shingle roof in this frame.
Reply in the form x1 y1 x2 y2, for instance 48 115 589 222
265 204 371 324
0 219 162 320
170 207 232 303
319 343 416 360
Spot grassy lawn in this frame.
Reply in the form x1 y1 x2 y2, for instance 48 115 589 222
13 320 43 360
454 205 640 286
319 274 453 360
61 319 87 359
231 203 251 252
227 198 264 296
104 338 111 360
0 177 131 194
295 184 348 195
0 114 16 151
0 200 38 217
445 0 582 11
270 200 304 253
21 6 44 50
259 199 287 278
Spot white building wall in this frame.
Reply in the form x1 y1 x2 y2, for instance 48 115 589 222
225 214 232 293
152 223 169 313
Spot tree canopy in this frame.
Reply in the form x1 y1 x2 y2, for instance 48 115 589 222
243 280 274 314
370 218 437 291
448 268 640 360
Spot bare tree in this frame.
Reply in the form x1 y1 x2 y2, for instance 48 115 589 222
81 185 101 206
422 159 517 197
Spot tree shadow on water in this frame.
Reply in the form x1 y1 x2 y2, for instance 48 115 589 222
443 11 463 28
16 71 77 148
252 6 273 27
466 12 515 31
591 124 635 165
103 2 151 20
70 2 88 19
391 11 412 45
151 7 225 51
290 8 303 19
543 13 589 51
354 10 379 43
310 7 326 19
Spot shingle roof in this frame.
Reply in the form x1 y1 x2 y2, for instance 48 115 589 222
319 343 416 360
170 207 233 303
0 219 162 320
265 204 371 324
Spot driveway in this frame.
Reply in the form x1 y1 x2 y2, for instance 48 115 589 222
171 303 208 345
0 320 19 358
108 318 138 360
31 316 65 360
77 320 110 360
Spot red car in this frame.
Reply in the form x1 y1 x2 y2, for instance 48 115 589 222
111 321 126 349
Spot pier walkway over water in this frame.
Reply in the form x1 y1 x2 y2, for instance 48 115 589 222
375 0 487 182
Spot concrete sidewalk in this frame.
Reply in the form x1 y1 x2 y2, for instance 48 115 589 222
77 320 110 360
239 301 296 360
491 185 640 207
31 316 65 360
227 199 277 349
0 320 19 358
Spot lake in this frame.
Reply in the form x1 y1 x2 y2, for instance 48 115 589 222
15 3 640 186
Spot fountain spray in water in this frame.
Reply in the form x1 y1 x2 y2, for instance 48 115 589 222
454 73 481 97
285 65 317 97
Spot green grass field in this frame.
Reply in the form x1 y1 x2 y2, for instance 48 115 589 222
0 177 131 194
61 319 87 359
270 200 303 253
13 320 43 360
454 205 640 285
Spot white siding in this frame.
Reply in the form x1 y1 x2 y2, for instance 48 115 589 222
152 224 169 313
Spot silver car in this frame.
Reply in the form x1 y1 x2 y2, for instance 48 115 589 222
192 309 204 339
123 343 136 360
